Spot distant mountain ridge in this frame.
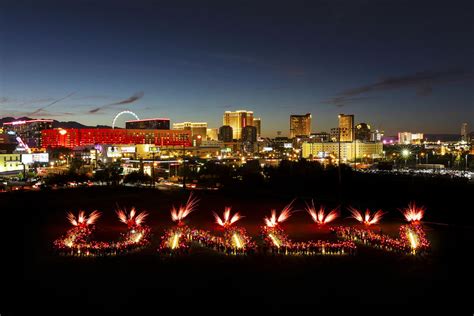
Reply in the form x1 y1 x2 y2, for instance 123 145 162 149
0 116 112 129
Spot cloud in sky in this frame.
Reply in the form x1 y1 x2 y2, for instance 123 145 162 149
325 68 474 107
321 96 373 108
29 92 76 115
88 91 144 114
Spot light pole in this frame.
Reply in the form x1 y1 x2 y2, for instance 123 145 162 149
20 162 27 181
401 149 410 168
338 127 341 187
182 143 186 190
151 150 156 188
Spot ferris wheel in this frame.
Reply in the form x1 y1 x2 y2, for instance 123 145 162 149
112 111 140 129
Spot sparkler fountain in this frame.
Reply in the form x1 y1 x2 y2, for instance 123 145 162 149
262 201 356 255
116 207 151 249
212 207 255 255
159 193 200 254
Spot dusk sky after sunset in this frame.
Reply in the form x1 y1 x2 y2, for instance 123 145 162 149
1 0 473 136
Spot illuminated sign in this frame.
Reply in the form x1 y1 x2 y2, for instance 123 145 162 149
107 146 122 157
21 153 49 163
121 146 136 153
106 146 137 157
11 120 27 125
284 143 293 148
317 151 328 158
263 147 273 152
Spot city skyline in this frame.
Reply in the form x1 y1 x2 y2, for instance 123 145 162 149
1 0 473 136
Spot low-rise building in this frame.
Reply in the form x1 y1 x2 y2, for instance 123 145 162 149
0 153 23 174
302 141 383 162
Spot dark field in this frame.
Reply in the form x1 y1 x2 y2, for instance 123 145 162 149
6 184 474 315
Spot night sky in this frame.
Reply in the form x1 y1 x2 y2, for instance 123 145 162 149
1 0 473 136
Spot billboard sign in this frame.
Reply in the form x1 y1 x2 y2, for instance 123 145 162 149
21 153 49 163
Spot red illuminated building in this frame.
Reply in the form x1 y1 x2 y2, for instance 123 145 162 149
41 128 191 149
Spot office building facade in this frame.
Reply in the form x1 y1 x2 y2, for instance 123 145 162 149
223 110 254 140
125 118 170 130
290 113 311 138
41 128 191 149
253 118 261 138
242 126 257 143
338 114 354 141
2 119 53 148
218 125 233 142
302 141 383 161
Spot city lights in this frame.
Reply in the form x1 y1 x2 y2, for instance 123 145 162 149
4 2 473 311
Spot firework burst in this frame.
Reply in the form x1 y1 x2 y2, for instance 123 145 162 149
401 202 426 223
306 200 339 225
213 207 243 228
264 200 295 228
66 210 101 228
348 207 384 226
116 207 149 228
171 193 199 225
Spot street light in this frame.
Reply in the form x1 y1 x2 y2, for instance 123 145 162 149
401 149 410 168
149 146 159 188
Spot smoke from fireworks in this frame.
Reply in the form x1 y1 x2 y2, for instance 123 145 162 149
213 207 243 228
348 207 384 225
401 202 426 223
306 200 339 225
264 200 295 227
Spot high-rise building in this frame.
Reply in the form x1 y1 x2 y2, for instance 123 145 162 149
0 133 17 154
370 129 384 142
223 110 254 140
253 118 261 138
398 132 424 144
355 123 371 141
173 122 208 140
242 126 257 143
290 113 311 138
461 122 468 142
125 118 170 130
398 132 411 144
206 128 219 141
218 125 233 142
2 119 53 148
338 114 354 141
